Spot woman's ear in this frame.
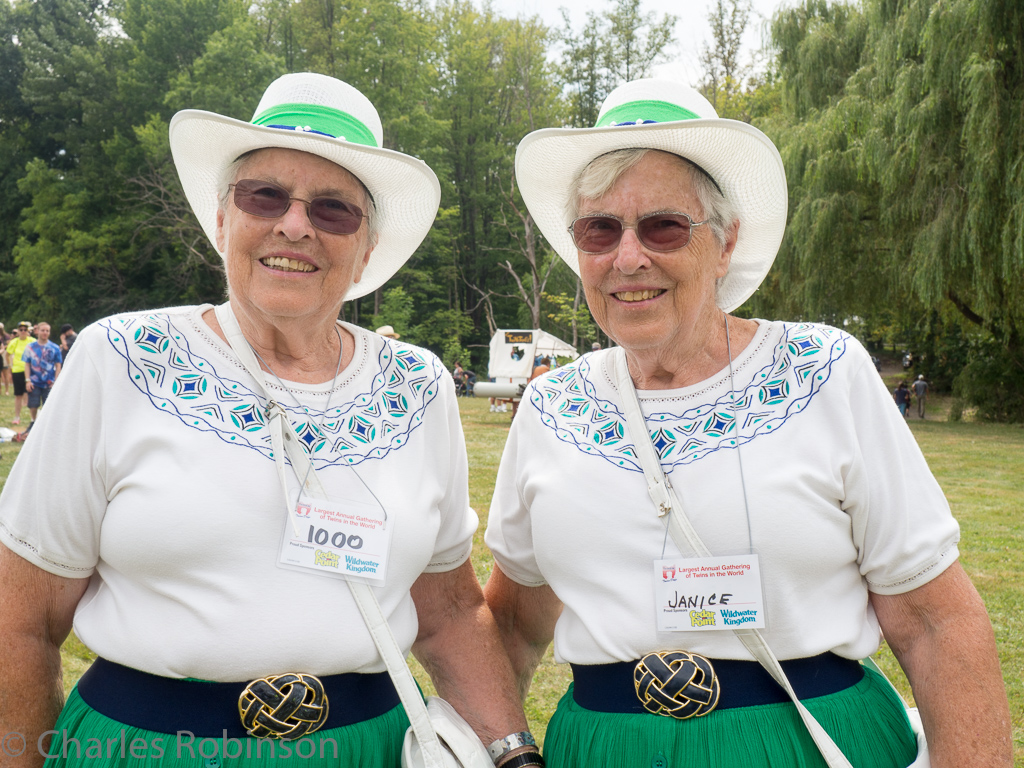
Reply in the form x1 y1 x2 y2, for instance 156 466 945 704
215 208 227 254
717 219 740 279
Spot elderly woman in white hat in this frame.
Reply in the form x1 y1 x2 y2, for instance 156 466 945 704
484 79 1011 768
0 73 538 768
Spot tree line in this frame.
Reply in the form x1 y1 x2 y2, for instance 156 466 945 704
2 0 1022 419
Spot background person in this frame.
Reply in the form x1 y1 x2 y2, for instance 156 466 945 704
912 374 929 418
6 321 35 424
894 380 911 418
528 356 551 382
0 323 10 395
22 321 63 425
484 78 1010 768
0 73 534 768
59 323 77 361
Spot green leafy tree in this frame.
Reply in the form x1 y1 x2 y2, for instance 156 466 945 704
370 286 414 339
755 0 1024 419
557 0 677 128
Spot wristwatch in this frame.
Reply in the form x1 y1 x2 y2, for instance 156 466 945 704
487 732 538 762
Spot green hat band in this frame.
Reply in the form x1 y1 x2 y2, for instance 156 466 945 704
252 103 378 147
595 99 701 129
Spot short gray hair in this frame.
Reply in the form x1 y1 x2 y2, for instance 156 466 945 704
567 148 738 249
217 150 378 244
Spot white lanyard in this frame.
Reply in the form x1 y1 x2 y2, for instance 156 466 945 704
212 302 450 766
611 344 855 768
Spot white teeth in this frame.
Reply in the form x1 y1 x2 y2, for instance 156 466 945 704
261 256 316 272
616 289 663 302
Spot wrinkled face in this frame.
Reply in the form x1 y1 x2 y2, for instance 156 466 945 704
35 324 50 343
577 151 734 356
215 147 374 322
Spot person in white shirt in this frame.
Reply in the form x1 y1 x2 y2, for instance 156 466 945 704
0 73 533 768
484 78 1011 768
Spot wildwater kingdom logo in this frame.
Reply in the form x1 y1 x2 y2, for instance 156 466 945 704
721 609 758 626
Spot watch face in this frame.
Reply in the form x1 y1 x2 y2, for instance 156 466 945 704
489 732 537 758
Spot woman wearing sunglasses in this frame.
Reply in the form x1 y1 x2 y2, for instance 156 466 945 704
0 74 535 767
484 79 1010 768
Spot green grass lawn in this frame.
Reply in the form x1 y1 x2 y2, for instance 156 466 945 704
2 390 1018 762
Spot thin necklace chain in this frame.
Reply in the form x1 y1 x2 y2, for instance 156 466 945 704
724 312 755 554
249 325 344 494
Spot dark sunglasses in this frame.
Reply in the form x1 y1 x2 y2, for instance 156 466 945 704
230 179 367 235
568 212 709 254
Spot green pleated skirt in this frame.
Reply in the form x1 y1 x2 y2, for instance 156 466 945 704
43 686 410 767
543 665 918 768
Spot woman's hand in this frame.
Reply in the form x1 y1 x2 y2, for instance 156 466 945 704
0 546 89 767
411 561 530 744
870 562 1012 767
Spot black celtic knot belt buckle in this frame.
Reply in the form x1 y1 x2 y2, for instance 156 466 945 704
238 673 329 739
634 651 720 719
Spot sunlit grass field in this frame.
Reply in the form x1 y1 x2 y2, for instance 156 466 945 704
1 390 1017 761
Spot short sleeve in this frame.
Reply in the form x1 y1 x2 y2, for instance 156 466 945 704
0 325 109 577
841 342 960 594
421 370 477 573
484 399 547 587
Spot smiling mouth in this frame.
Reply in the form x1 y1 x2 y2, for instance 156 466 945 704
614 289 665 302
261 256 316 273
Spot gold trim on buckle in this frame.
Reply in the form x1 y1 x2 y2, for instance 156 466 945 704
238 673 329 739
634 651 720 719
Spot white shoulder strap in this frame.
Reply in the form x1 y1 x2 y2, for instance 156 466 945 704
611 349 855 768
213 302 448 768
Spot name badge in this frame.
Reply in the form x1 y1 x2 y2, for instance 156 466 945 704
279 495 391 585
653 554 765 632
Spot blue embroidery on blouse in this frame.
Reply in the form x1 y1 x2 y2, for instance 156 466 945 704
529 323 848 472
101 312 443 466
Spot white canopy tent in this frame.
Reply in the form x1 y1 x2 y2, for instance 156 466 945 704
475 329 579 399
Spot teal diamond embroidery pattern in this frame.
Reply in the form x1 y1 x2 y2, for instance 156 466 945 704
529 323 847 472
171 374 208 400
105 314 445 466
230 403 265 432
294 421 327 454
757 379 789 406
701 411 735 439
133 325 170 354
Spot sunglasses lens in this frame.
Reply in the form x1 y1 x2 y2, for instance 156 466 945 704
232 180 364 234
572 216 623 253
308 198 364 234
233 180 290 217
637 214 693 250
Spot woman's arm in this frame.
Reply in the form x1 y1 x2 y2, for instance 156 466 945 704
483 564 562 702
410 560 530 744
0 546 89 767
870 562 1012 768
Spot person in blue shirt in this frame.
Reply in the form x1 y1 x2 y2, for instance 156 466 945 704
22 321 63 423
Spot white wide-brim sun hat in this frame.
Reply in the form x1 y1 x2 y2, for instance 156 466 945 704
169 72 441 301
515 79 788 313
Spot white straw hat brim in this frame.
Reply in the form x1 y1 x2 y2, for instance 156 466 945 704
169 111 440 301
515 117 787 312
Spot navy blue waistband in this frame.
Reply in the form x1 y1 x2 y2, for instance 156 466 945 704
571 653 864 713
77 658 401 738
